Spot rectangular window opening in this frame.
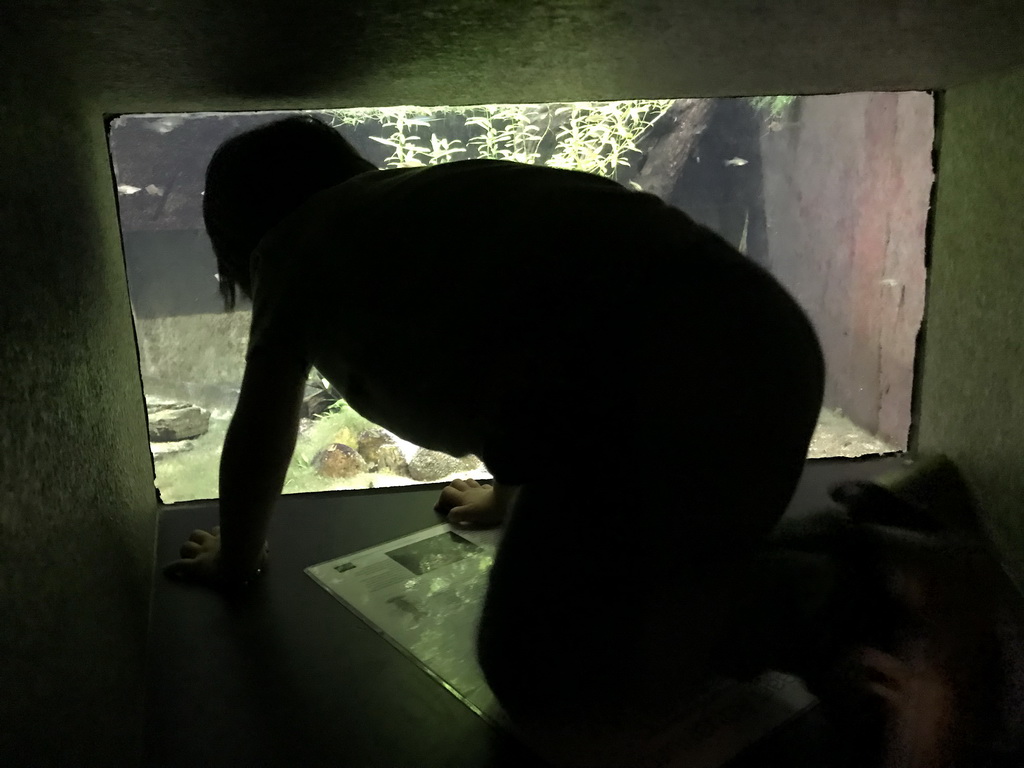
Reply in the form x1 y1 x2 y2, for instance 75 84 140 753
107 93 934 504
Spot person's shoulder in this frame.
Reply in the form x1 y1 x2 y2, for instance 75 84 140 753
253 169 409 250
411 161 641 213
315 160 628 203
418 159 621 187
345 160 527 189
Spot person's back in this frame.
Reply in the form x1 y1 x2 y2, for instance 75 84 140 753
245 158 667 456
236 137 828 755
179 115 829 764
248 156 824 493
168 116 1024 768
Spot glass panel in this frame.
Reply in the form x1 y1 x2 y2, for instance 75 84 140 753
108 94 932 503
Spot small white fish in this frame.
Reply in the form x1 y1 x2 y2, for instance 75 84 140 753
725 157 749 167
880 278 900 288
146 116 184 134
145 184 164 196
118 184 142 195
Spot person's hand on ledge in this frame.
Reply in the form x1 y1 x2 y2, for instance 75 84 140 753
434 478 508 528
164 526 269 592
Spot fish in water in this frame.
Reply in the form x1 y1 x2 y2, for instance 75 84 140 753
145 115 185 134
725 157 749 167
118 184 142 195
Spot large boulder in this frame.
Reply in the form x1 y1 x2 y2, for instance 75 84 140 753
148 402 210 442
458 454 485 473
357 429 409 476
312 443 367 479
407 448 468 482
150 440 195 460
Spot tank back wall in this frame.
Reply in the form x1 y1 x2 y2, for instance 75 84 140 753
122 230 227 318
134 311 251 396
759 91 933 449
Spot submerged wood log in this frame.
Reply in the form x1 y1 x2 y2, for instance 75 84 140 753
636 99 715 200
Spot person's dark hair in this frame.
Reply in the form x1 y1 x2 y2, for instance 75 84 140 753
203 115 376 310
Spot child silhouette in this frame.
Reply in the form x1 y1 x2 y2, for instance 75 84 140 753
165 115 854 757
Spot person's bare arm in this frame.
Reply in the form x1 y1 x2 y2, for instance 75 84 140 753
164 351 309 587
219 351 309 571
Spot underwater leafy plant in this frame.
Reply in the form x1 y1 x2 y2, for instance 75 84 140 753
323 100 673 182
329 107 466 167
464 104 545 166
749 95 798 120
545 100 671 181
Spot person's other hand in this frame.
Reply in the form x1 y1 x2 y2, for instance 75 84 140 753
434 478 504 527
163 526 268 591
859 643 956 768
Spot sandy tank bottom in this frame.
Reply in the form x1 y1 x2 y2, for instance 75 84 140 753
149 406 896 504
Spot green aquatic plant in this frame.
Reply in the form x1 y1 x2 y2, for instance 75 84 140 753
464 104 545 166
546 100 671 180
283 452 315 491
322 398 350 416
322 99 673 181
328 106 466 167
749 95 797 120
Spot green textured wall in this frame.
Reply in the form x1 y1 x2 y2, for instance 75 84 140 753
917 67 1024 585
0 40 157 766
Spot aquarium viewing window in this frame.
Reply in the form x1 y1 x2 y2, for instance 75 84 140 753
107 93 934 504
